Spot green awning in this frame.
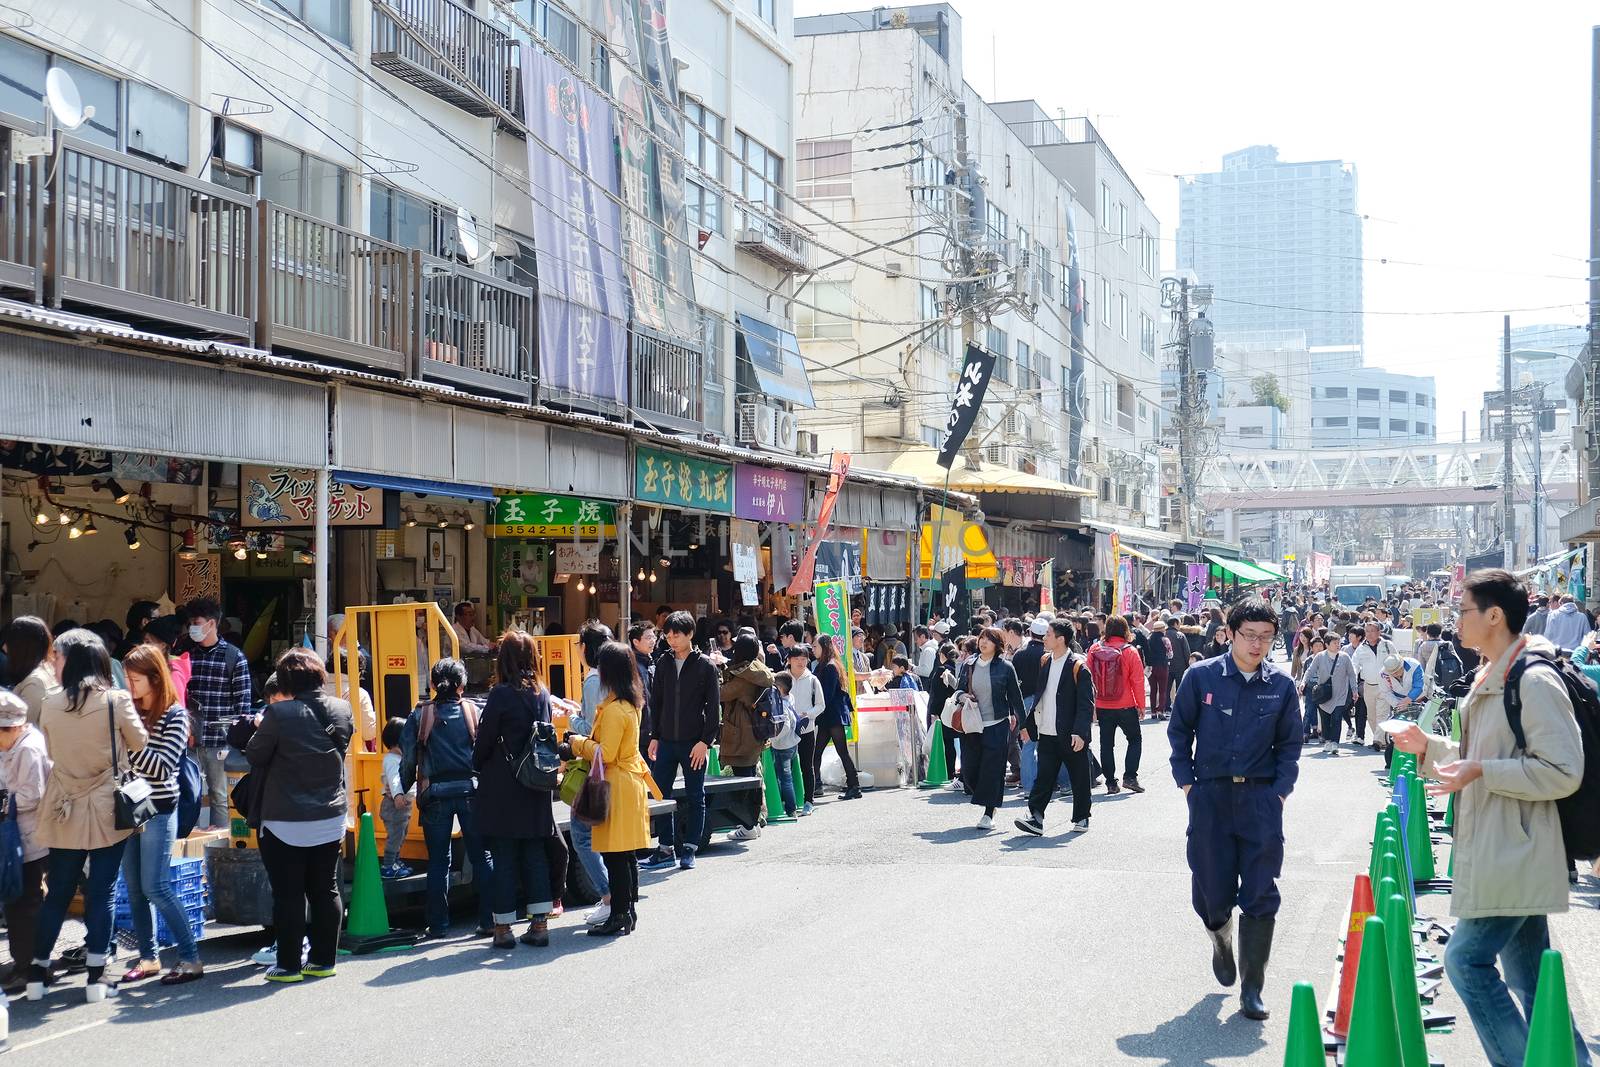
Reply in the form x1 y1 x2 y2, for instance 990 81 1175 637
1207 554 1274 584
1252 560 1288 580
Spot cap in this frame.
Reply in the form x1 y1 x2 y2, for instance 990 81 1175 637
1029 618 1049 636
1383 655 1402 673
0 690 26 728
931 619 951 635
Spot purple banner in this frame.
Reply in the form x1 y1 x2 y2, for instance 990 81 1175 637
1186 564 1207 611
522 42 629 406
733 464 804 522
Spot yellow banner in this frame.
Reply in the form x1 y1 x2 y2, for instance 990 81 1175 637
916 504 997 580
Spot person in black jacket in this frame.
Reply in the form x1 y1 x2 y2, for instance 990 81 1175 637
1014 619 1095 836
472 631 557 950
244 648 354 984
641 611 721 872
959 627 1026 830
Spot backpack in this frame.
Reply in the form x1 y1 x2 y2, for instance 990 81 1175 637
1504 648 1600 863
750 686 782 743
1432 642 1466 696
1088 643 1128 705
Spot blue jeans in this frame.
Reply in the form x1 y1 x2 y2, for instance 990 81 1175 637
121 809 198 963
35 843 123 968
1444 914 1593 1067
419 792 493 934
651 738 707 855
485 835 552 925
569 817 609 898
772 745 798 814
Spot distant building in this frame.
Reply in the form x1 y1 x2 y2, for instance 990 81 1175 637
1311 366 1437 447
1500 323 1588 397
1177 145 1362 349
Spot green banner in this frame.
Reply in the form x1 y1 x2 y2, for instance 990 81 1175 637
489 494 616 538
634 446 733 513
814 579 857 741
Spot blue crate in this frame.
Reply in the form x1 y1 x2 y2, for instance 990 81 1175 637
114 899 207 947
113 857 209 906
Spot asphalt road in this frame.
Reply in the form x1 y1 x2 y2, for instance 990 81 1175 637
7 721 1599 1064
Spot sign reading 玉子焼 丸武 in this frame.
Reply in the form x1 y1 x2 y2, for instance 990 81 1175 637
634 447 733 513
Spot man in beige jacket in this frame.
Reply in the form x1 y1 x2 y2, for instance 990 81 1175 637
1393 568 1590 1067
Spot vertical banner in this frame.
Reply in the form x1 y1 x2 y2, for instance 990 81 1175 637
937 344 998 469
1038 559 1055 613
942 563 969 634
788 452 852 595
814 579 857 740
1117 557 1135 615
1109 532 1122 616
1450 562 1465 602
523 41 630 405
1185 564 1207 611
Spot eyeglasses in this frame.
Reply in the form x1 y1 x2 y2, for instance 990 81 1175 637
1234 630 1276 646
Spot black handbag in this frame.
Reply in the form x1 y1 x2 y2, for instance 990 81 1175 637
110 697 158 831
507 692 560 791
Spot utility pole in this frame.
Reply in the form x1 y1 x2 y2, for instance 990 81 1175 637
1532 386 1545 563
1589 25 1600 502
1503 314 1515 569
1164 278 1210 542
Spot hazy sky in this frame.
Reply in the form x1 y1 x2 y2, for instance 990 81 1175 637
793 0 1596 443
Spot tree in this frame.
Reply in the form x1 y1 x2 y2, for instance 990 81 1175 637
1250 374 1292 412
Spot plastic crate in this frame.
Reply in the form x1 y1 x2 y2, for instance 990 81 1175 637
113 857 210 947
114 908 205 949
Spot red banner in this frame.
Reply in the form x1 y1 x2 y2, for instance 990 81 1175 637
788 451 851 596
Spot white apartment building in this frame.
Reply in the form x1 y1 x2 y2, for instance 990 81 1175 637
792 5 1163 533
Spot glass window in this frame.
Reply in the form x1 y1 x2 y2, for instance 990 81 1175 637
919 285 948 354
1117 203 1128 249
754 0 775 25
1324 386 1348 399
796 281 853 340
1323 417 1348 428
1357 416 1381 430
1389 418 1408 432
1389 389 1408 404
296 0 352 47
1415 392 1428 406
1100 478 1111 502
1357 387 1380 401
922 425 943 448
124 82 189 168
1016 340 1032 391
371 184 440 254
1060 366 1072 414
1119 292 1131 340
1139 312 1156 358
1099 277 1112 327
55 58 118 149
697 306 726 429
735 130 783 231
1099 181 1112 231
259 137 350 225
683 100 724 236
0 35 46 123
988 325 1010 383
797 139 851 199
1102 382 1113 423
986 201 1008 247
1416 422 1429 435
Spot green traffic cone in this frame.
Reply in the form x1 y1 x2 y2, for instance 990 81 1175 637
1284 981 1324 1067
792 751 807 807
921 720 951 787
1377 850 1406 918
1406 774 1436 881
345 811 390 938
1445 791 1454 832
760 748 796 823
1345 915 1405 1067
1371 816 1399 889
1525 950 1580 1067
1381 892 1429 1067
706 744 723 778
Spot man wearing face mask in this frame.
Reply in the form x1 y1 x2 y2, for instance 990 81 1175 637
183 596 255 831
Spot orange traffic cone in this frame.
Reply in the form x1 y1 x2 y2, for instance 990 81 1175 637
1329 872 1376 1040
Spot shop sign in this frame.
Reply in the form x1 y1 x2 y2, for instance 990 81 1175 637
554 543 601 574
733 464 804 522
494 542 550 620
634 447 732 513
730 518 760 584
176 553 221 604
917 504 996 581
490 494 617 538
240 466 383 528
813 579 857 740
814 539 863 594
1000 556 1045 588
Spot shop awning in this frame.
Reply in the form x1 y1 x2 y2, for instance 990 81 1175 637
1207 554 1274 584
332 470 496 501
736 314 815 408
885 449 1095 498
1251 559 1289 580
1121 545 1170 567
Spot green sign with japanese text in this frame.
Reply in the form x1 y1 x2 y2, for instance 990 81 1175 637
633 447 733 513
489 494 617 538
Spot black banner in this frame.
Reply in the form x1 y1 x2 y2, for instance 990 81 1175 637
936 343 997 469
941 563 969 635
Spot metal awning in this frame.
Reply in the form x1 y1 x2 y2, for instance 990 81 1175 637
736 314 815 408
1207 554 1274 584
331 470 496 501
1121 545 1170 567
1251 559 1289 580
886 449 1095 498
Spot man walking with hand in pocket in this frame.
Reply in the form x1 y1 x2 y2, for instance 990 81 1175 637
1014 619 1094 837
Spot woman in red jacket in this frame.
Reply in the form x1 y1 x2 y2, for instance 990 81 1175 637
1087 615 1146 795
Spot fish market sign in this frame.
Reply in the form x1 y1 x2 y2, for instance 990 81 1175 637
240 467 382 528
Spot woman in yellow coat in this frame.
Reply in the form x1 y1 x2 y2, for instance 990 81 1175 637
565 641 654 937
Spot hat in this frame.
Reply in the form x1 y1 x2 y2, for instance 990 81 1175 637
0 690 26 728
931 619 951 635
1029 618 1049 636
1383 655 1402 674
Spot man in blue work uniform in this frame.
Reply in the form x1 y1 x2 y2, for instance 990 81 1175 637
1169 596 1302 1021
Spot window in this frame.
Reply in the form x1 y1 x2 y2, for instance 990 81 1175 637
754 0 775 26
1117 382 1135 431
1357 416 1381 430
1239 426 1264 437
919 285 948 354
1099 181 1113 233
126 83 189 168
735 130 783 230
1116 483 1128 506
986 201 1009 247
1138 229 1157 276
797 138 852 199
1414 392 1428 406
503 0 579 63
1100 478 1112 502
1099 277 1112 327
271 0 351 46
1035 351 1049 395
1038 247 1054 298
1132 488 1142 512
1138 400 1148 422
1102 382 1113 424
1139 312 1156 358
216 125 350 225
1389 418 1408 432
1389 389 1408 404
698 306 726 431
1357 387 1381 402
796 281 852 340
370 184 444 254
0 43 124 149
1416 422 1429 435
684 100 725 235
922 425 943 448
1061 367 1071 414
1119 292 1131 340
1016 341 1033 391
1322 417 1349 428
1117 203 1128 249
1323 386 1348 399
988 325 1010 383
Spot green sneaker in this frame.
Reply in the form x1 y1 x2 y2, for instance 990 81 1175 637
264 967 303 984
301 963 335 979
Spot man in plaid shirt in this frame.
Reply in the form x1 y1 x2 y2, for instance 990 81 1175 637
183 596 253 830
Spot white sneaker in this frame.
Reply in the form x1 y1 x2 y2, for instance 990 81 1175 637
976 814 993 831
728 825 762 841
252 939 309 966
948 777 964 791
584 902 611 926
1071 819 1090 833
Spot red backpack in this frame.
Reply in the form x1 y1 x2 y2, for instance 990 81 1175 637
1088 643 1127 704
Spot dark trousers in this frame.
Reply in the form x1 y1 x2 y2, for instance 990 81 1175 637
419 792 493 933
1346 693 1368 741
796 731 818 805
1185 780 1284 929
1319 705 1342 742
650 738 707 854
485 835 552 924
1098 706 1143 783
1150 668 1171 713
258 829 342 971
6 857 46 976
1028 733 1092 824
962 718 1009 813
601 851 638 915
814 723 859 790
34 844 122 969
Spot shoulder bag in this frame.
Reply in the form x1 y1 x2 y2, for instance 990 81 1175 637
559 704 598 807
109 696 157 831
508 690 561 792
571 734 610 827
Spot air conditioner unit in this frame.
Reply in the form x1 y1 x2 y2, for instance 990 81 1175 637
466 322 518 375
737 401 779 448
773 409 799 452
1003 411 1023 440
984 443 1007 465
796 430 820 457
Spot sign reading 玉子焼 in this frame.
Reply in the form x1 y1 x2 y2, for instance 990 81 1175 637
489 494 617 538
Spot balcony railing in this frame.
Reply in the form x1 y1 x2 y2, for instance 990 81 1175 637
630 327 703 432
371 0 518 118
419 254 534 401
0 120 43 298
47 137 256 338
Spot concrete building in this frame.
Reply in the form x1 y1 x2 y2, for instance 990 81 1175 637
1311 366 1438 447
1177 145 1362 349
1501 323 1589 397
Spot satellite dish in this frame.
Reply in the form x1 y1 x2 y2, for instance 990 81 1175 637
45 68 94 131
455 209 483 263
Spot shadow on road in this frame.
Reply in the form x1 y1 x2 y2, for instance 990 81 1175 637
1114 992 1267 1066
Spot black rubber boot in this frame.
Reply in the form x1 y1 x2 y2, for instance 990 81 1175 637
1237 914 1275 1020
1207 915 1236 987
